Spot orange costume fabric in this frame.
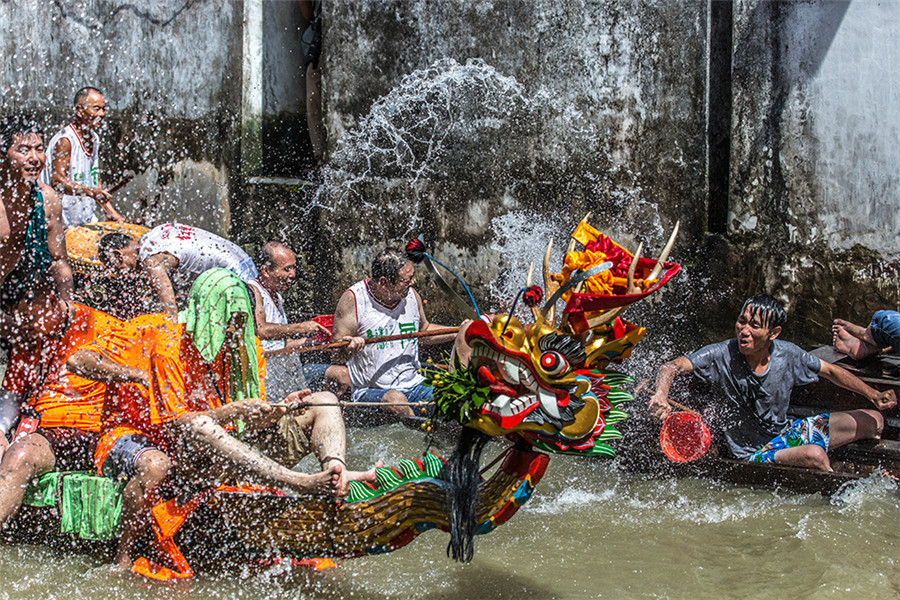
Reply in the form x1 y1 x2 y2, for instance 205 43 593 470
2 303 124 431
89 313 266 472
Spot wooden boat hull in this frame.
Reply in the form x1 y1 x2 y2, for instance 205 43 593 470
178 446 548 566
3 446 549 573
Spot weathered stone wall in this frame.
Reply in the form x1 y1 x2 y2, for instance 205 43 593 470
727 0 900 343
318 0 710 325
0 0 243 234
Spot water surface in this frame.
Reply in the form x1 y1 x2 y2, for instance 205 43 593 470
1 424 897 599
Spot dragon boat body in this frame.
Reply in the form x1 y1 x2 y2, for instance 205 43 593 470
21 217 679 578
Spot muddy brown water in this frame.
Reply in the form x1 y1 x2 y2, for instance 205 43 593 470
1 422 898 600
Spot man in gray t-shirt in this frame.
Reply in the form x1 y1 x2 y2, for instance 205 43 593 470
648 294 896 470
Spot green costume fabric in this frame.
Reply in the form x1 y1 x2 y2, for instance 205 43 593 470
23 471 123 540
178 268 260 403
24 184 52 271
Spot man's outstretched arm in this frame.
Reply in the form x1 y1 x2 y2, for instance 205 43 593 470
818 361 897 410
647 356 694 420
67 349 148 386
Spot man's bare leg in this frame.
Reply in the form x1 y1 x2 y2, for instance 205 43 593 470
828 409 884 448
115 449 171 569
0 434 55 527
772 410 884 473
773 444 832 472
833 319 882 359
292 391 379 496
323 365 351 401
381 390 415 417
174 415 339 496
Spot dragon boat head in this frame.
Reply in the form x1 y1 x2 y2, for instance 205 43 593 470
456 311 643 456
423 218 682 457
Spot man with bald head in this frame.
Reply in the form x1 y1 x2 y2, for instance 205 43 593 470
248 241 347 400
42 87 125 227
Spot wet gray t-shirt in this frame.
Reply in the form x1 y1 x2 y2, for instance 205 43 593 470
686 339 821 459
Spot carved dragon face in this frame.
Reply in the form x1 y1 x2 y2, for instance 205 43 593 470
463 314 644 454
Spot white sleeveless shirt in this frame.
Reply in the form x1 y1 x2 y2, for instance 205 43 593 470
139 223 258 288
247 278 287 351
347 279 424 398
41 123 100 228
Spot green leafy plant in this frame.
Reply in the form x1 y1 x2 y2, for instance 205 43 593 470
420 354 491 425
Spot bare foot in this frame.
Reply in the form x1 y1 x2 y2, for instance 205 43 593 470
834 318 868 339
335 460 383 497
293 465 341 496
833 323 862 357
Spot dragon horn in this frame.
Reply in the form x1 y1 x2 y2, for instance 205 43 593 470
647 221 679 281
627 242 643 295
542 238 557 326
526 262 541 323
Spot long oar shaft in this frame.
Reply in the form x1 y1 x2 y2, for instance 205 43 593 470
264 326 460 358
272 400 434 410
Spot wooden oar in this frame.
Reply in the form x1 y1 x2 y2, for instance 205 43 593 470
271 400 434 411
107 172 134 195
633 379 701 416
263 326 460 358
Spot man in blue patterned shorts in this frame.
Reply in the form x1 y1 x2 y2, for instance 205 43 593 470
648 294 897 471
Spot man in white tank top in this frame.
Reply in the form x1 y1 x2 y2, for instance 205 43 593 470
332 248 456 416
247 242 349 400
108 222 258 314
41 87 125 228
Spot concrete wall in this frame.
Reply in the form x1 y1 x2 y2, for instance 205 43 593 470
0 0 243 234
317 0 710 321
727 0 900 342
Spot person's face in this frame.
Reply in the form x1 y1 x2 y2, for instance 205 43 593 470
264 247 297 293
12 294 65 340
3 132 45 184
114 239 140 271
75 91 107 129
379 261 415 303
734 305 780 356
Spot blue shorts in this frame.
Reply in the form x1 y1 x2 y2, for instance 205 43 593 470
353 383 434 417
302 363 330 392
749 414 830 463
101 433 160 480
869 310 900 351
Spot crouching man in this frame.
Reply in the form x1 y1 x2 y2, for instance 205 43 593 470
648 294 896 471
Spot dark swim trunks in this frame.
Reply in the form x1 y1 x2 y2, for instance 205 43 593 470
35 426 98 471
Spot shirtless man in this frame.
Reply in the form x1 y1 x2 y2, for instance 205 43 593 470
68 269 377 569
248 241 348 399
42 87 125 227
100 222 258 314
0 115 74 338
332 248 456 416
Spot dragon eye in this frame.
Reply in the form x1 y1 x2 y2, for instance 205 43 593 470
539 351 570 375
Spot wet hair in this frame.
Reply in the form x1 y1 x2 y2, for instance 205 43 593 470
740 294 787 330
0 115 42 156
371 248 409 283
0 266 58 313
255 241 288 270
97 232 133 266
74 87 103 106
